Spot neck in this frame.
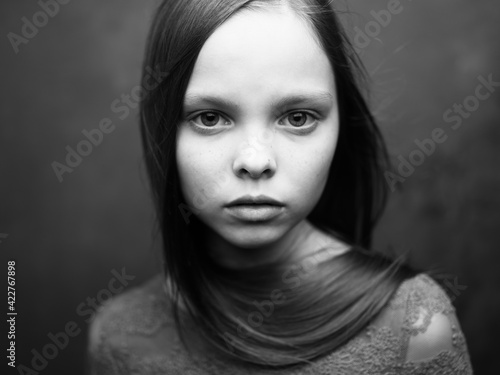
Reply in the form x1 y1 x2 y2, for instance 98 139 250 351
205 220 348 270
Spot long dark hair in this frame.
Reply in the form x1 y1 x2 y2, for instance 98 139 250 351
139 0 421 368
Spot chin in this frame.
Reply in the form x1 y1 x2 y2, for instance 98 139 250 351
220 226 285 249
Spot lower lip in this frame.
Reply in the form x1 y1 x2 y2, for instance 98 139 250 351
225 205 284 221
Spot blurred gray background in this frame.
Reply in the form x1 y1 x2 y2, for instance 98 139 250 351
0 0 498 373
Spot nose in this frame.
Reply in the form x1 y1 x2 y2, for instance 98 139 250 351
232 133 277 180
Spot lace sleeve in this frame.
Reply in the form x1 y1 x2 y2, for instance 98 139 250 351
85 276 180 375
86 297 124 375
397 274 474 374
85 287 151 375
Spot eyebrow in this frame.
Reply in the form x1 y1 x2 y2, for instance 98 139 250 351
183 91 335 112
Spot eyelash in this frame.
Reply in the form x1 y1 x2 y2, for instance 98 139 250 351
187 110 321 135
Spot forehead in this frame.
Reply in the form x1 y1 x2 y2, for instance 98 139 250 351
185 7 335 99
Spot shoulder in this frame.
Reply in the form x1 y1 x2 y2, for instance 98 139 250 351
394 273 473 371
369 273 456 341
87 273 173 351
398 273 459 335
392 273 457 315
86 274 184 373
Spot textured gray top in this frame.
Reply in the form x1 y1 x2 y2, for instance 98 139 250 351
87 272 474 374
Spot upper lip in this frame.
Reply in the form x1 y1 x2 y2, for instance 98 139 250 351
225 194 284 207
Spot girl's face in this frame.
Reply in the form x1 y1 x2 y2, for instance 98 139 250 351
176 7 339 251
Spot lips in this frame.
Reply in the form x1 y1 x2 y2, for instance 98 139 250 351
224 205 285 221
225 194 284 207
225 195 285 221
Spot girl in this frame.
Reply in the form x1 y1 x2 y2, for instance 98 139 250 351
87 0 474 373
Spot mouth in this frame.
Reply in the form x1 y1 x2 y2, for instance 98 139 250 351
224 195 285 221
225 194 285 207
224 204 285 222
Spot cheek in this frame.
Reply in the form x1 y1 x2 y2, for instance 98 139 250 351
300 152 333 189
176 135 226 207
286 135 337 204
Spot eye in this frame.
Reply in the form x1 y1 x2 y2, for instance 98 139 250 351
190 111 230 128
279 111 318 128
